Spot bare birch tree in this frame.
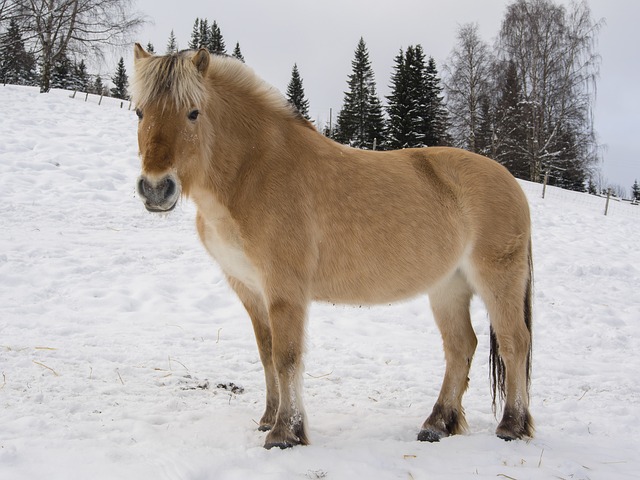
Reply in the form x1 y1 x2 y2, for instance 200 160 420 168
10 0 145 92
1 0 13 21
497 0 602 187
444 23 493 153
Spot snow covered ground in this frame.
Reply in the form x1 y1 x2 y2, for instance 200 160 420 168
1 84 639 479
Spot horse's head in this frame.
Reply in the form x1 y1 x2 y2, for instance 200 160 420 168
131 43 210 213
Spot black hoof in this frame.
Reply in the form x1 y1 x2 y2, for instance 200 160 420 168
419 403 462 442
264 420 308 449
496 406 534 441
497 433 516 442
264 441 294 450
418 428 446 443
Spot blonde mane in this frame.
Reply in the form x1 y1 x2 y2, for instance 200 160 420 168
211 55 298 115
132 49 305 125
131 50 207 110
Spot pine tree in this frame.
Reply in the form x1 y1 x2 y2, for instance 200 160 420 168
51 53 74 89
551 126 587 191
494 60 529 179
386 49 410 149
386 47 421 149
475 95 495 157
406 46 428 146
189 18 201 49
0 19 37 86
199 19 210 50
367 94 385 149
386 47 449 150
286 64 311 120
387 49 413 149
92 75 105 95
632 180 640 201
73 60 89 92
422 56 451 146
232 42 245 62
322 122 333 138
209 21 226 55
166 30 178 54
110 57 128 99
335 38 385 149
146 42 155 54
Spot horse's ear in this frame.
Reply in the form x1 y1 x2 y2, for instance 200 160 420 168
134 43 151 62
192 48 210 75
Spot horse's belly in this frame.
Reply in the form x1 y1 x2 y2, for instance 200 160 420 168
311 250 454 304
312 279 428 305
311 222 467 304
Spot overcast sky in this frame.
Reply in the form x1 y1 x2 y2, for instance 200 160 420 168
130 0 639 191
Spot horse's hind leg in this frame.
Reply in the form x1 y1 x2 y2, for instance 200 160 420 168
419 271 476 442
227 278 279 432
474 262 533 441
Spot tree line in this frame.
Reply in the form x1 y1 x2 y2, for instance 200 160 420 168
0 0 622 194
307 0 605 193
329 38 450 151
0 0 143 93
0 13 131 99
156 1 607 192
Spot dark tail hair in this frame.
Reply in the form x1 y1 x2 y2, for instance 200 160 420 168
490 239 533 412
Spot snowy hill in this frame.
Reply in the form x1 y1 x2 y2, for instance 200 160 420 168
1 85 639 479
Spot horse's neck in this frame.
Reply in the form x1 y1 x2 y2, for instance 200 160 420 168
205 97 298 203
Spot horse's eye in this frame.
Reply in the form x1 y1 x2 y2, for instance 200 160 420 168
135 108 143 120
188 109 200 121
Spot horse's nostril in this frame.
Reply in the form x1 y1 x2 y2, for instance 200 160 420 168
163 177 176 199
137 177 150 198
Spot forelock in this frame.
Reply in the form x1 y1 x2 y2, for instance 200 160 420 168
131 50 207 110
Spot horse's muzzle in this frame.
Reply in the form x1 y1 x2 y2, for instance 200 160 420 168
137 174 180 213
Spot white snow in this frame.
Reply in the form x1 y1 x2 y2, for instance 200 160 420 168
1 84 639 479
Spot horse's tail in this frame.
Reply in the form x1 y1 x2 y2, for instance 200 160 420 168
490 237 533 412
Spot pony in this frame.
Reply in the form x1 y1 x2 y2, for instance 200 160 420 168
131 44 534 449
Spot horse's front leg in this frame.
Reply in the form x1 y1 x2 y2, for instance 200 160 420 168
420 273 476 442
263 298 309 449
227 278 279 431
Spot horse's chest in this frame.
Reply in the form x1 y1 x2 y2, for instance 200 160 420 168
197 212 263 295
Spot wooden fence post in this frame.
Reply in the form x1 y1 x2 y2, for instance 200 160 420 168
542 170 550 199
604 188 611 216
